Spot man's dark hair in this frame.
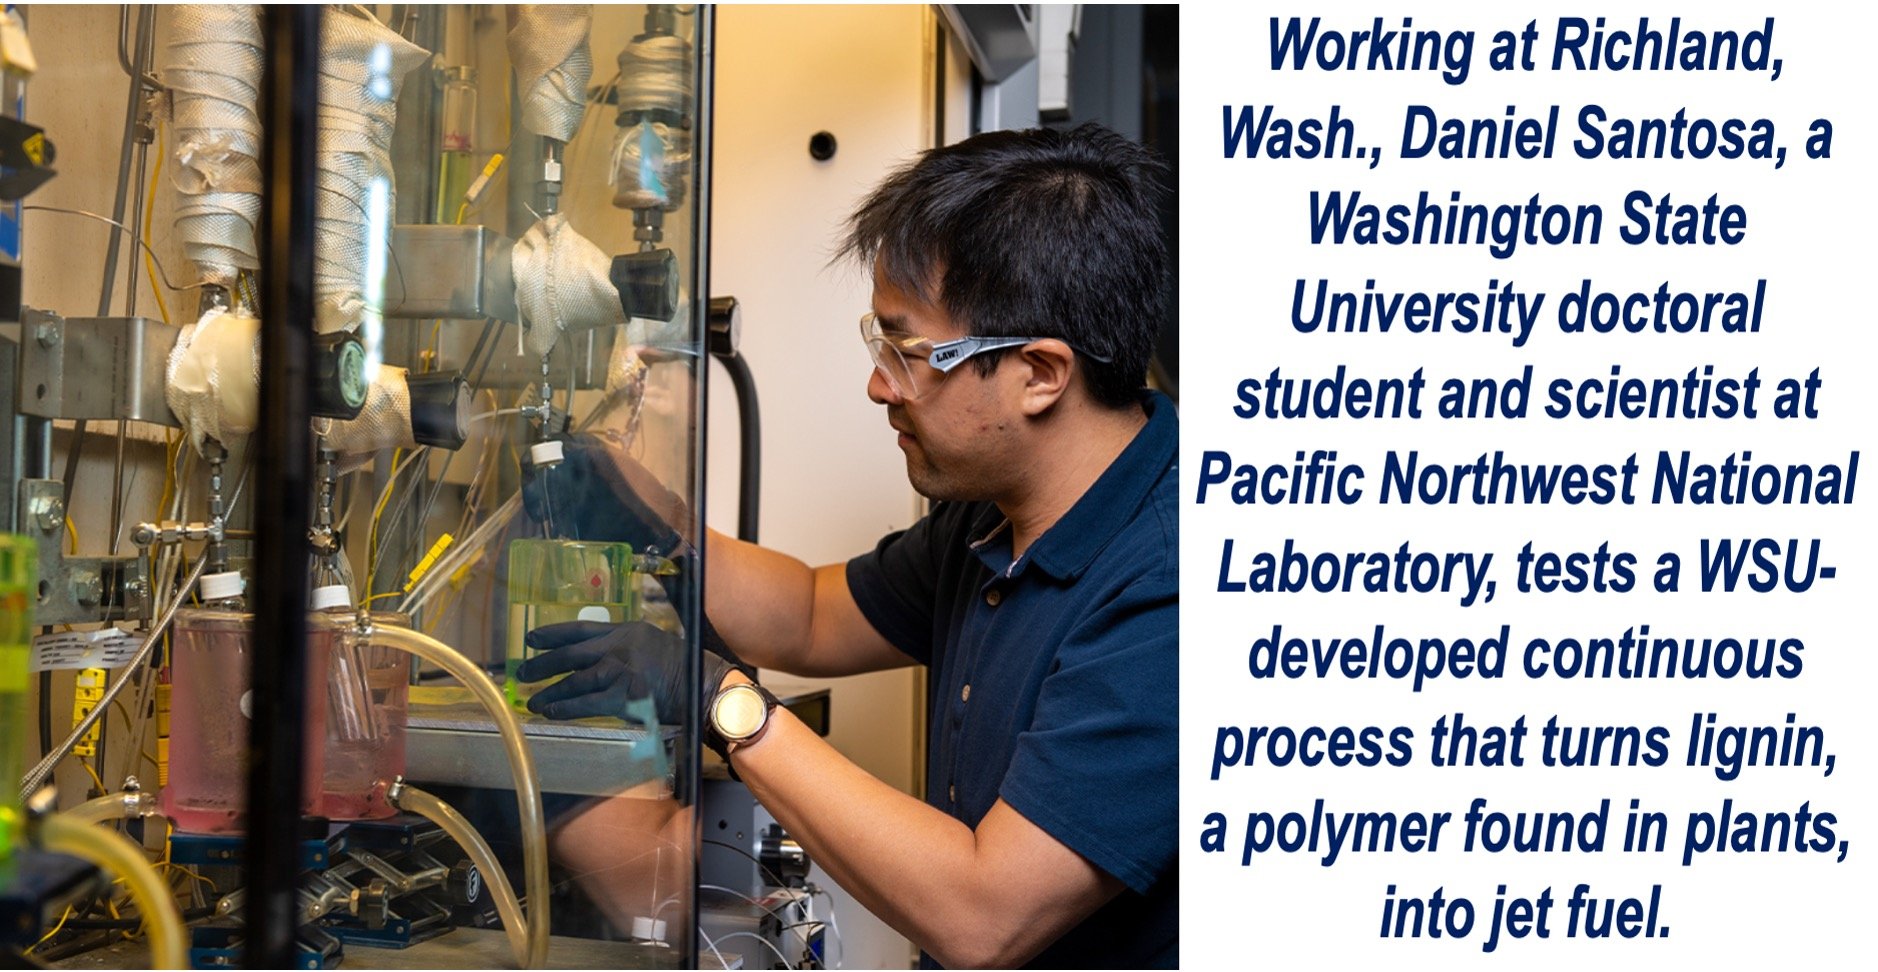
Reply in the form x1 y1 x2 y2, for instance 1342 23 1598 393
841 123 1168 409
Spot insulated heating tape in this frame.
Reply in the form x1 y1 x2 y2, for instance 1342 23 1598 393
509 5 594 143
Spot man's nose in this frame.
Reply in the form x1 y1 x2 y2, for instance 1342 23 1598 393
867 365 901 405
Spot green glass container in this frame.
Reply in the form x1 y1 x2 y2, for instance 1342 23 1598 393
1 535 36 859
505 539 639 711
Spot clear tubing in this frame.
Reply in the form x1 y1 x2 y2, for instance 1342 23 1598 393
39 812 188 969
390 782 527 968
399 493 521 616
62 789 162 827
369 624 549 968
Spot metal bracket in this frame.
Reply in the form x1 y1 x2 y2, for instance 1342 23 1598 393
383 224 518 323
16 309 182 425
17 478 150 625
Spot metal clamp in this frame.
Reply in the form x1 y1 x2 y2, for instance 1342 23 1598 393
16 309 182 425
17 478 150 624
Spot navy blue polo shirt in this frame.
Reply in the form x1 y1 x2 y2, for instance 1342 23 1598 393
847 390 1178 969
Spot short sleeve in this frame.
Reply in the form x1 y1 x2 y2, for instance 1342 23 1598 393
997 567 1178 895
846 502 978 666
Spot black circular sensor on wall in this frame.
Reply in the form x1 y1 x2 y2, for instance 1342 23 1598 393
809 131 837 161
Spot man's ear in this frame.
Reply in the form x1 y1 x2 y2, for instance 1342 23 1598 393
1014 339 1076 417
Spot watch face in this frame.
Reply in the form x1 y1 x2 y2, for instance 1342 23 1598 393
714 685 768 740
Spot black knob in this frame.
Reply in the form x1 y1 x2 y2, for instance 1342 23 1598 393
707 296 741 359
610 248 679 323
407 371 470 450
446 859 484 907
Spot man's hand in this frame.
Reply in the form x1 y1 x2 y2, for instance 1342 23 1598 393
517 620 734 725
520 434 691 554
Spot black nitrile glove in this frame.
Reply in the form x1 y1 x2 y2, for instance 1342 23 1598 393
520 434 690 555
518 618 751 749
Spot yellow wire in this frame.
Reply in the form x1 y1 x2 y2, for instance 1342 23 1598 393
453 152 506 225
366 448 404 590
159 862 218 894
155 819 220 893
111 696 137 734
158 431 181 520
141 119 171 325
104 896 136 944
25 905 76 954
81 758 107 793
65 516 78 554
365 445 437 591
362 591 405 606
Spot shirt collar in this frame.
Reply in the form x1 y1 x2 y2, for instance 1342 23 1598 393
976 389 1176 582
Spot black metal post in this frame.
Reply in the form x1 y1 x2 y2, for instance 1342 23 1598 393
685 8 716 969
245 7 320 967
717 353 761 543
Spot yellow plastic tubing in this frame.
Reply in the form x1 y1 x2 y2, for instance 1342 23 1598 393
371 624 550 968
392 782 528 968
62 790 161 827
38 811 188 969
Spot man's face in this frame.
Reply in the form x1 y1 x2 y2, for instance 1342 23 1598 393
865 265 1019 502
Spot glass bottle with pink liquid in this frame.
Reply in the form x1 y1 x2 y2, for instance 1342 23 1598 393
315 582 410 821
163 571 337 834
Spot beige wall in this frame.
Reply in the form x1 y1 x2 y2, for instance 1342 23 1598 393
708 5 942 967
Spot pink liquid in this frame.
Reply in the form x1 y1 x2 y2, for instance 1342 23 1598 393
163 610 335 834
321 624 409 820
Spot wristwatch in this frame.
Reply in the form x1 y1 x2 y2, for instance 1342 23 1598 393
706 680 780 761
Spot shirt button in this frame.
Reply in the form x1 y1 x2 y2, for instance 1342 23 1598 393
985 589 1002 606
961 684 971 703
948 785 956 802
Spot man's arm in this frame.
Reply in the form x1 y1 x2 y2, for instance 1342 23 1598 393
703 529 914 677
537 438 915 677
719 670 1124 968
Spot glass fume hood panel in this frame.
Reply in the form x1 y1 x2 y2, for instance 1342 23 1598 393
4 5 711 967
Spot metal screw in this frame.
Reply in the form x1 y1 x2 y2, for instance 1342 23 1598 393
124 574 150 607
35 497 65 532
74 573 103 607
34 318 62 347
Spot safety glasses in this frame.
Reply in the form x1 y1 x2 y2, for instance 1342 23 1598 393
860 312 1107 400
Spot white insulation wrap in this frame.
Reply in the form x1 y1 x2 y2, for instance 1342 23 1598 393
166 308 262 454
316 12 430 334
513 213 628 359
165 5 265 288
322 365 419 458
508 5 593 143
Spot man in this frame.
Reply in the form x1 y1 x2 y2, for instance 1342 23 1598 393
523 123 1177 967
